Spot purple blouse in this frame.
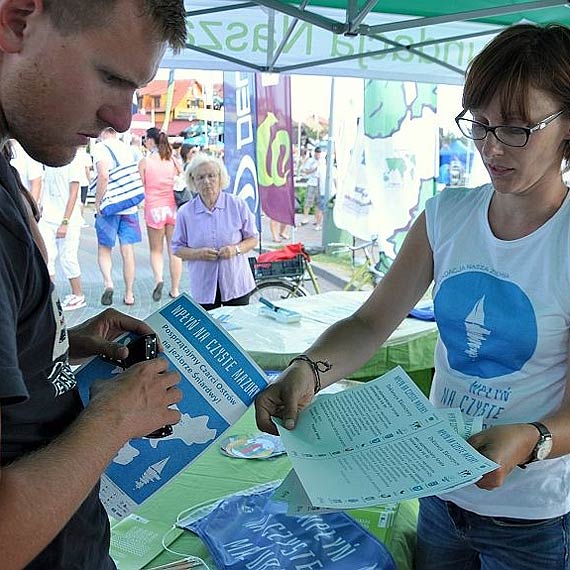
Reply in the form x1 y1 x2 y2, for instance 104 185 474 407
171 191 258 304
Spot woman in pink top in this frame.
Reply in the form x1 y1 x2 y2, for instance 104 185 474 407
139 128 182 301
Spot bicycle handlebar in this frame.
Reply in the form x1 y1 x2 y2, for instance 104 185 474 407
327 238 378 253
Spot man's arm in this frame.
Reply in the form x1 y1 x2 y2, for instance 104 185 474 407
0 358 181 569
94 159 110 214
56 181 79 238
28 176 42 205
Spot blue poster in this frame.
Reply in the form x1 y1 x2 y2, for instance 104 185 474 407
223 71 260 230
75 294 268 519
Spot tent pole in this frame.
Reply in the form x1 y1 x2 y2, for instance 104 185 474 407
322 77 336 250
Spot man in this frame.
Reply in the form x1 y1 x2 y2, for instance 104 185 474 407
300 147 325 230
93 127 141 306
0 1 186 568
38 151 87 310
9 138 43 204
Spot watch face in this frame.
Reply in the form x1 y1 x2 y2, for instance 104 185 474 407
536 438 553 461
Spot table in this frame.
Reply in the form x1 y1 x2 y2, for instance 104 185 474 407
113 405 419 570
211 291 438 395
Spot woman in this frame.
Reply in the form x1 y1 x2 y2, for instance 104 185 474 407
171 154 258 310
139 127 182 301
255 24 570 569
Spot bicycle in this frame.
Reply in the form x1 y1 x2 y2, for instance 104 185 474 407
327 237 393 291
248 245 321 302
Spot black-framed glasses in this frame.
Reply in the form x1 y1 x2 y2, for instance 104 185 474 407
455 109 565 148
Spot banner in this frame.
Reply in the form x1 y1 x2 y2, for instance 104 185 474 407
255 73 296 226
334 81 438 257
223 71 260 230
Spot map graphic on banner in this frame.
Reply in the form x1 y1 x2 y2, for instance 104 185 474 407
334 81 438 257
75 294 268 520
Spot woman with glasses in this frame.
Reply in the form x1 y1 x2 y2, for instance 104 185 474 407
171 154 258 310
254 24 570 569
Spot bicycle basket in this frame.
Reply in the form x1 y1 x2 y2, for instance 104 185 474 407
249 254 305 279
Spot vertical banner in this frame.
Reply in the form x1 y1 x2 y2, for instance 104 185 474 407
335 81 438 257
255 74 295 226
223 71 260 230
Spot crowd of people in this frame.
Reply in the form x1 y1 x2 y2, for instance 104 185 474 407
3 0 570 568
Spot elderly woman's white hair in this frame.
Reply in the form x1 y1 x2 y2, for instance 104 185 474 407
186 153 230 194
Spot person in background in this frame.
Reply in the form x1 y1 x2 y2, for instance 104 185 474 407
93 127 142 306
172 154 258 310
0 1 186 568
269 217 290 243
38 152 87 311
76 144 92 223
256 24 570 569
139 127 182 301
130 133 143 163
300 146 325 230
9 138 43 206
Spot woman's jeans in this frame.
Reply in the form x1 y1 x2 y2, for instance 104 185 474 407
416 495 570 570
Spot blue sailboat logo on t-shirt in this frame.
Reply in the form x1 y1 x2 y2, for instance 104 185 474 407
464 295 491 359
435 271 537 378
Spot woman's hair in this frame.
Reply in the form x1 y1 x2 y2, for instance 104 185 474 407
146 127 172 161
180 144 199 164
186 153 230 193
463 24 570 165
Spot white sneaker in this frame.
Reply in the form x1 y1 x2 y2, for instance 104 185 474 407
314 225 322 231
62 294 87 311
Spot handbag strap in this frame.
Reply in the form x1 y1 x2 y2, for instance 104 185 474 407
103 143 120 169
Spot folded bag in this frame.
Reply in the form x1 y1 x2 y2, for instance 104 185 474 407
89 144 145 215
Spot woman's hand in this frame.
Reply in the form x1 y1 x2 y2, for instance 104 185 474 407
198 247 219 261
218 245 238 259
67 308 159 365
255 363 315 435
468 423 540 490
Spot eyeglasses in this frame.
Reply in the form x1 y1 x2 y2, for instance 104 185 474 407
455 109 565 148
194 172 218 183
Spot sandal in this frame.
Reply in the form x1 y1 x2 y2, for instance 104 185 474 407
152 281 164 302
280 233 290 240
124 297 135 306
101 287 114 306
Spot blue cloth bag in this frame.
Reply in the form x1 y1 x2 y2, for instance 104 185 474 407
179 486 396 570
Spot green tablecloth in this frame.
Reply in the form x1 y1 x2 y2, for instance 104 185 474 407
211 291 438 395
114 408 418 570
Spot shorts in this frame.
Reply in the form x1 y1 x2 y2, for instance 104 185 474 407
38 219 81 278
304 185 318 209
95 212 142 248
144 204 177 230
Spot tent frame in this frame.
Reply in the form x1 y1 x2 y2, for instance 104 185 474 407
181 0 568 76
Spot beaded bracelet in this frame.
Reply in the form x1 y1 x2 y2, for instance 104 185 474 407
288 354 332 394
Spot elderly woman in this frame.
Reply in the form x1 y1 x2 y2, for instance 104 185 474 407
171 154 258 310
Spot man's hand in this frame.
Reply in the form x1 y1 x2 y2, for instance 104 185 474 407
255 363 315 435
67 308 160 365
468 423 539 490
87 358 182 441
56 224 68 239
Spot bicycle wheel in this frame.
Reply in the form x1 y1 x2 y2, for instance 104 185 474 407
251 279 308 302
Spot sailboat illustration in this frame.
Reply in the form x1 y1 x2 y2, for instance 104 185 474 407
464 296 491 359
134 457 170 490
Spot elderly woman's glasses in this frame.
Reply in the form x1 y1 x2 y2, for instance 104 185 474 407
194 173 218 183
455 109 565 148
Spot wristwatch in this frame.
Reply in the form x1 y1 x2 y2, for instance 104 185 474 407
235 245 242 256
527 421 553 463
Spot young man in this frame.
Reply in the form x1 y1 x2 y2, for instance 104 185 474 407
0 1 186 568
93 127 142 306
38 151 87 310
